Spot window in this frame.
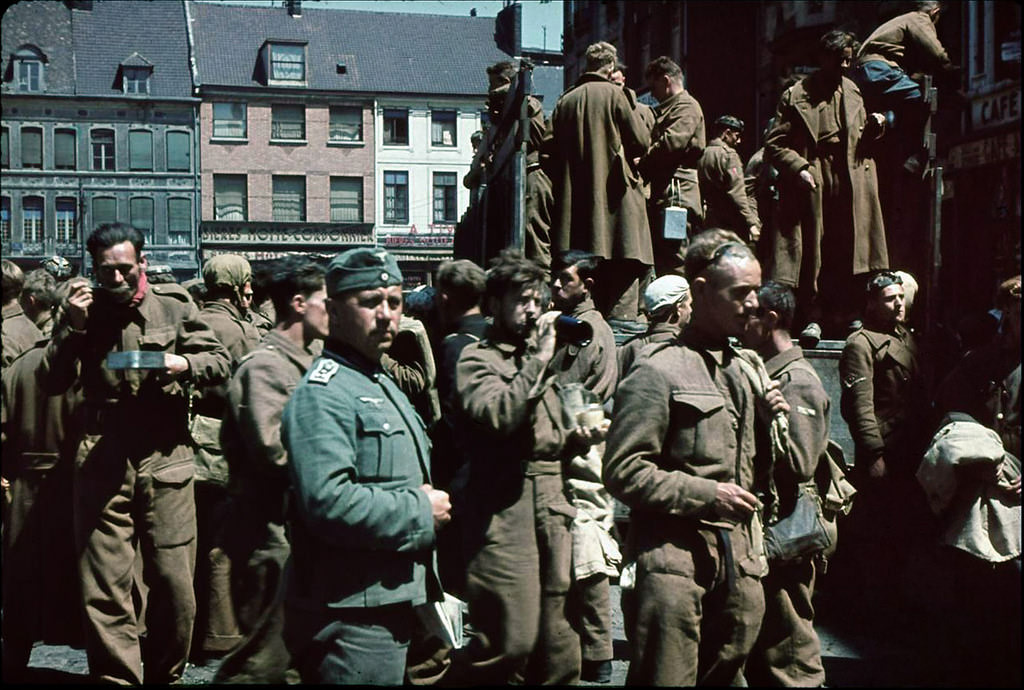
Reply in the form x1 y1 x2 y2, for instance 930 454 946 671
123 66 151 94
212 103 247 139
214 175 247 221
383 109 409 146
91 129 115 171
433 172 458 223
329 106 363 142
271 104 305 141
272 176 306 222
383 171 409 224
167 198 191 245
330 177 363 222
92 197 117 227
431 110 457 147
14 47 45 92
269 43 305 83
56 197 77 243
166 131 191 172
1 198 10 242
1 127 8 168
129 130 153 171
21 127 42 169
55 129 76 170
130 197 154 245
23 197 43 243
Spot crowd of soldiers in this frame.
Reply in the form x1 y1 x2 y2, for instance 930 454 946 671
1 1 1020 686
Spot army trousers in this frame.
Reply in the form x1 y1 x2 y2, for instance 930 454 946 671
74 434 197 685
746 557 825 687
453 471 580 685
625 526 765 686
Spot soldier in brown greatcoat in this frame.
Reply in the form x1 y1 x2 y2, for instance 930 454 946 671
212 257 327 684
2 259 43 367
40 223 231 684
190 254 262 660
638 56 706 277
765 30 889 342
546 42 652 322
742 281 830 687
2 338 84 681
604 239 787 686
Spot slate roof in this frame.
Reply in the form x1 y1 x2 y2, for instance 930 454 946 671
188 2 511 96
531 64 564 117
72 0 193 98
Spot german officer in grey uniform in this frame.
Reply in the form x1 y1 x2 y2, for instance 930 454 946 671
281 248 451 684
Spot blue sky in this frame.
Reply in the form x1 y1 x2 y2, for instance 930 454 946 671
198 0 564 51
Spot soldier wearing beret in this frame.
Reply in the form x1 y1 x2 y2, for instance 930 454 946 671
41 223 231 684
280 247 451 684
698 115 762 243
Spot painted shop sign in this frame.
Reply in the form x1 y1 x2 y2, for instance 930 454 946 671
201 221 373 245
971 85 1021 130
947 129 1020 170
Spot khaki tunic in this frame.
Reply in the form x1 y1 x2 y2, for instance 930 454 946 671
639 89 706 218
698 137 760 235
2 303 43 367
616 321 677 387
453 331 580 684
547 72 652 265
856 10 952 75
213 330 318 683
604 331 766 685
765 74 888 290
41 282 231 685
747 346 829 687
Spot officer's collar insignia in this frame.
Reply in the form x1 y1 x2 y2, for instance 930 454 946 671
309 359 340 384
358 396 384 408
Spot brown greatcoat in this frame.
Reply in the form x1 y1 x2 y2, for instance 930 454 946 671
764 74 888 288
2 303 44 367
546 72 652 265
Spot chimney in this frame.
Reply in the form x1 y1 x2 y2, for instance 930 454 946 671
285 0 302 17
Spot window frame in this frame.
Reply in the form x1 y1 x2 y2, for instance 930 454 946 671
270 104 306 142
272 175 307 222
328 105 364 144
21 126 43 169
268 43 307 85
22 196 44 244
55 197 78 244
213 174 248 221
431 110 458 148
167 197 192 246
129 129 154 171
383 108 410 146
1 127 9 169
130 196 155 245
92 196 117 227
14 47 45 92
432 171 459 223
329 176 364 223
383 170 409 225
1 197 11 242
212 102 248 140
166 130 191 172
54 128 77 170
91 128 116 171
122 66 152 95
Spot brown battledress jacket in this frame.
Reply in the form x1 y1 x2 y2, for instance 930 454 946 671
857 10 952 75
699 137 761 235
547 72 652 265
639 89 706 219
2 303 43 367
550 298 618 405
764 74 887 288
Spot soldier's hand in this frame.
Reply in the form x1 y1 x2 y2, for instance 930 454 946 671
66 279 93 330
421 484 452 530
164 353 190 378
867 456 887 479
763 380 790 416
713 482 760 522
749 225 761 243
798 168 817 190
535 310 561 362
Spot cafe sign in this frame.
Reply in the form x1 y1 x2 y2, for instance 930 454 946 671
971 85 1021 131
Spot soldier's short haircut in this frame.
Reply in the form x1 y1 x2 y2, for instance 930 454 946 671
585 42 618 72
86 223 145 262
437 259 486 314
683 228 745 281
757 281 796 331
2 259 25 304
265 255 326 321
819 29 857 59
916 1 942 13
487 61 517 83
644 56 683 84
552 249 601 283
22 268 60 311
484 248 549 314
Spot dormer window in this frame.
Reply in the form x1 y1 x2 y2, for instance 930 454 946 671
13 46 46 92
119 53 153 95
263 41 306 85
